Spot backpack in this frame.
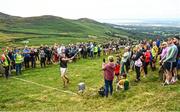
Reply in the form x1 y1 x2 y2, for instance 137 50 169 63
124 80 129 90
98 86 105 97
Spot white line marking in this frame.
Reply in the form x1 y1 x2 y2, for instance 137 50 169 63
12 77 78 96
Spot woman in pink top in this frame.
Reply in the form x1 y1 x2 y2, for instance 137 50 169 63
160 42 168 60
102 56 115 97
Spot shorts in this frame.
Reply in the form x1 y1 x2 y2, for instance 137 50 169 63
163 62 177 71
173 62 177 68
60 67 67 76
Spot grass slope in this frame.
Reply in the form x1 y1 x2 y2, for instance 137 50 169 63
0 12 129 37
0 55 179 111
0 12 132 47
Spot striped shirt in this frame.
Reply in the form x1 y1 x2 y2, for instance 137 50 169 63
163 44 178 62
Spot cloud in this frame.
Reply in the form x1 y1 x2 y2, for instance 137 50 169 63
0 0 180 19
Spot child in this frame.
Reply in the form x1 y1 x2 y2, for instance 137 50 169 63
114 56 121 82
116 73 129 91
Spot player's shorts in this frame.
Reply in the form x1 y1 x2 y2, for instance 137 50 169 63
163 62 176 71
60 67 67 76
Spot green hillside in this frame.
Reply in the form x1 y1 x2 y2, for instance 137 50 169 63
0 12 129 37
0 12 134 47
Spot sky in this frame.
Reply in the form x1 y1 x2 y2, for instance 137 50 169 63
0 0 180 22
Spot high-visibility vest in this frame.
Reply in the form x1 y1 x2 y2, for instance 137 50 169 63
2 55 9 67
15 54 23 64
94 46 98 53
151 46 158 57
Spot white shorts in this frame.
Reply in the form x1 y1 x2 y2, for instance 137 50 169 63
60 67 67 76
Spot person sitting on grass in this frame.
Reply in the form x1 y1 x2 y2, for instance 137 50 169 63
102 56 115 97
116 73 129 91
59 53 74 88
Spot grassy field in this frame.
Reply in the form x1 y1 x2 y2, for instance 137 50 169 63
0 55 179 111
0 12 179 111
0 31 115 48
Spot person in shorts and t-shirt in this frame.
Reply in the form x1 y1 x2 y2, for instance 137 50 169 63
160 38 178 85
59 53 73 88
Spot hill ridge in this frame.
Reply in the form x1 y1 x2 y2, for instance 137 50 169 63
0 12 131 39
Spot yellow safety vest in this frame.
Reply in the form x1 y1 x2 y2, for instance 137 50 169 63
94 46 98 53
15 54 23 64
2 55 9 67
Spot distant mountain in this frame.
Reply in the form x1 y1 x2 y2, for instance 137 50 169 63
100 18 180 27
0 12 130 38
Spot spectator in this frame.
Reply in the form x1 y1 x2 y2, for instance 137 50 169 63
133 45 143 82
102 56 115 97
23 46 30 69
151 41 158 71
14 50 23 75
1 49 11 79
30 48 36 68
160 38 178 85
40 49 46 68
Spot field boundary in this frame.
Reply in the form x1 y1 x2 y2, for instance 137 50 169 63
12 77 78 96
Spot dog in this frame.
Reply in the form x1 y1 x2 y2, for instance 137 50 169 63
98 86 105 97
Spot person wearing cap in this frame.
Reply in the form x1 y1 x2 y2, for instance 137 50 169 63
102 56 115 97
14 50 23 75
1 49 11 79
